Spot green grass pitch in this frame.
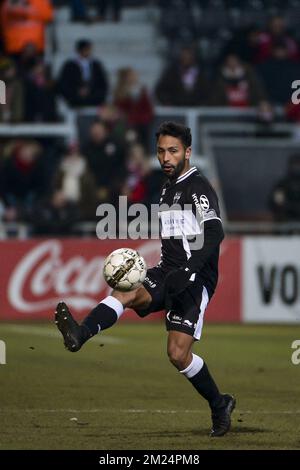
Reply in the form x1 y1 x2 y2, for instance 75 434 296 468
1 322 300 450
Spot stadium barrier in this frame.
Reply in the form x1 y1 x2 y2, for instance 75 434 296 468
1 236 299 323
0 238 240 323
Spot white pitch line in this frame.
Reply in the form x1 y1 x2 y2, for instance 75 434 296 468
0 324 124 344
0 409 300 415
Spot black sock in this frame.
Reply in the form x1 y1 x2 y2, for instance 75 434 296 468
82 303 119 336
188 362 225 411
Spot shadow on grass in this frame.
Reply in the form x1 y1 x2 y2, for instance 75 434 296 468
83 426 271 440
192 426 271 436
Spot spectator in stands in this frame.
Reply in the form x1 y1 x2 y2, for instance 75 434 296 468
270 154 300 222
24 58 58 122
158 1 197 58
257 41 300 106
70 0 122 23
70 0 87 22
52 142 98 220
30 143 97 235
121 143 151 206
57 39 108 108
211 53 267 108
0 0 53 57
17 43 42 78
0 57 24 122
31 190 80 235
113 68 153 147
255 15 299 63
95 0 122 22
155 46 209 106
0 139 45 220
97 104 129 144
83 120 126 204
220 26 262 65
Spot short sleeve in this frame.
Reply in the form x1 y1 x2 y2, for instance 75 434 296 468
189 176 222 225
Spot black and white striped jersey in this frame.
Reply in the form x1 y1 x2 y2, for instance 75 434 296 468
158 166 223 297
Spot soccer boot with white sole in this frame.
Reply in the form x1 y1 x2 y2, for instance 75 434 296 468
55 301 91 352
210 394 236 437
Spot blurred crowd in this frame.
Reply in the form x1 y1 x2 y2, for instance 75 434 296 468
0 126 164 234
0 0 300 230
1 2 300 118
69 0 123 23
270 153 300 223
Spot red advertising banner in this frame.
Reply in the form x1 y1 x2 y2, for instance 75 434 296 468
0 238 241 322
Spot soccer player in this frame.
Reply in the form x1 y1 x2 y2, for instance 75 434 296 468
55 121 236 437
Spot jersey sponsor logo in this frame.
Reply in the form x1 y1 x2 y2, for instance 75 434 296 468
192 193 203 219
200 195 210 211
173 192 182 204
159 209 201 237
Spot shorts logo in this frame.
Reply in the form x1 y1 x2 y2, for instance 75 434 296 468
173 192 182 204
167 312 183 324
183 319 193 328
200 195 209 211
172 314 182 321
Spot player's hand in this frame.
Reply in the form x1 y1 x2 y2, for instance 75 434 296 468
164 267 192 311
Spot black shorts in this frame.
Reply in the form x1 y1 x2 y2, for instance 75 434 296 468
136 266 210 340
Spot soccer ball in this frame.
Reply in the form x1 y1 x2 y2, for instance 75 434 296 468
103 248 147 292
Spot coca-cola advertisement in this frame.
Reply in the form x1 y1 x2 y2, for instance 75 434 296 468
0 238 241 322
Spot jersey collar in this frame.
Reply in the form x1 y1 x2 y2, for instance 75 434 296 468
175 166 197 184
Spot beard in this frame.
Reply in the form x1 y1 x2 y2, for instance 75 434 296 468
161 156 186 180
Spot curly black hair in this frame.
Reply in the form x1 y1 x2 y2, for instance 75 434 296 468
155 121 192 148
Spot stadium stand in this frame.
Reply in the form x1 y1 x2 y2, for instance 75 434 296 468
1 0 300 236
